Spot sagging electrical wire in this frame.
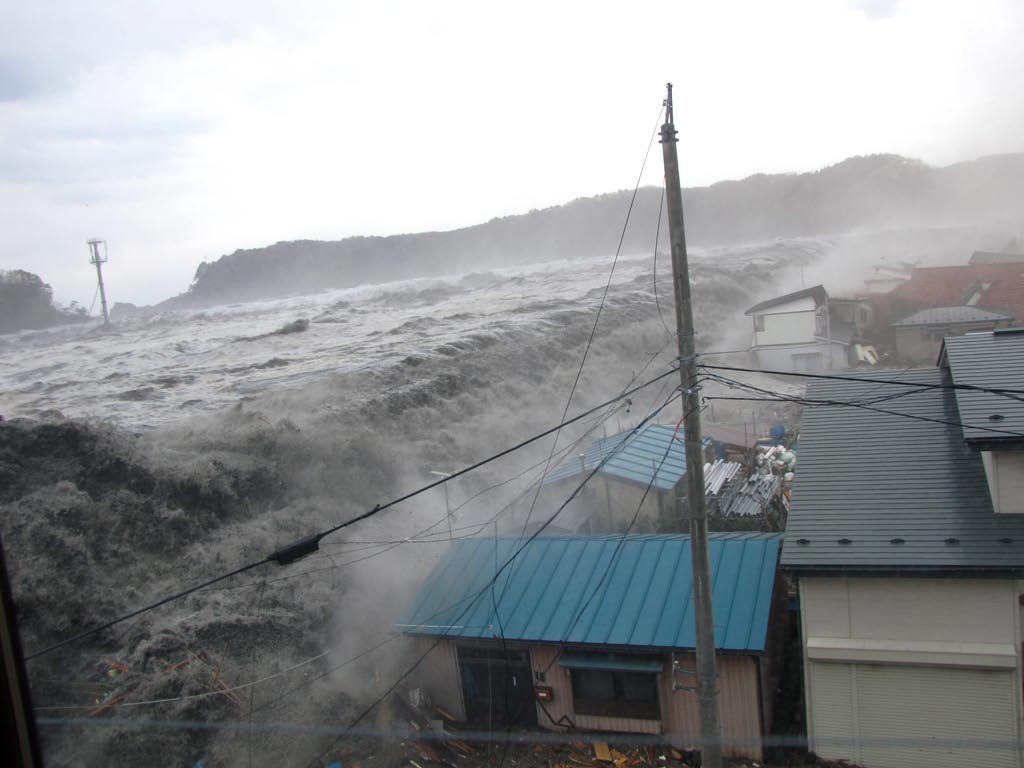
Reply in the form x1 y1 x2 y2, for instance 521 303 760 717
303 389 683 768
211 369 659 594
511 103 668 566
698 362 1024 400
25 365 681 663
702 370 1024 438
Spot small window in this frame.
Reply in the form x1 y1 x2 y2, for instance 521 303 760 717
754 315 765 332
570 668 661 720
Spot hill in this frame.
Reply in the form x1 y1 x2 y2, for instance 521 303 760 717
167 153 1024 308
0 270 88 333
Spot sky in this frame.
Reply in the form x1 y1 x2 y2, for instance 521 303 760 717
1 0 1022 307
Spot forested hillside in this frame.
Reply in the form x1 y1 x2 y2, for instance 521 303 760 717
170 153 1024 308
0 270 87 333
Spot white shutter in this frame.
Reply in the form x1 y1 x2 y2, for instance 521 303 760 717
809 661 1020 768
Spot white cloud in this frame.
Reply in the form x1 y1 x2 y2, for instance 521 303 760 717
1 0 1022 306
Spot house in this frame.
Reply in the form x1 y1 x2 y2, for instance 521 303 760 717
397 533 786 761
744 285 851 372
886 263 1024 327
782 328 1024 768
890 305 1014 362
969 247 1024 265
538 423 776 533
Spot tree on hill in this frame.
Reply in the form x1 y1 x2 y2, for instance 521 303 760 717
0 270 86 333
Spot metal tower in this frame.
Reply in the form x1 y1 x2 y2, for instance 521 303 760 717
87 239 110 325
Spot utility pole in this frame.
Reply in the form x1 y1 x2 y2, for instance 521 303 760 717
660 83 723 768
428 471 455 536
87 239 110 325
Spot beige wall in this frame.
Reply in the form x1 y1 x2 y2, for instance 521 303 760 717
799 576 1024 767
982 451 1024 515
800 576 1018 646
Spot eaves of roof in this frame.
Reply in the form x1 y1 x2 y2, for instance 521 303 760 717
781 367 1024 570
745 285 828 315
398 534 781 653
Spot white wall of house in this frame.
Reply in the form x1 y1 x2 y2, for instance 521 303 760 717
753 341 848 373
799 575 1024 768
982 451 1024 514
751 296 818 347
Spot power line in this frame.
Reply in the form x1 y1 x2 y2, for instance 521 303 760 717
703 372 1024 438
211 383 649 594
512 103 667 558
24 366 680 663
539 400 702 676
303 393 682 768
698 362 1024 399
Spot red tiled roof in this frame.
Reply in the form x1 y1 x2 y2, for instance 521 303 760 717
889 264 1024 323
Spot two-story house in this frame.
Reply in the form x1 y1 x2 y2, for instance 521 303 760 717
783 328 1024 768
745 285 850 372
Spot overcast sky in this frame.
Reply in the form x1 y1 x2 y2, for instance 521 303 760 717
1 0 1022 306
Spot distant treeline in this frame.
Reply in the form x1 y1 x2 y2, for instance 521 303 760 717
169 153 1024 308
0 270 87 333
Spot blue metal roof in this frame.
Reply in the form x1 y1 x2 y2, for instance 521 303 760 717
396 533 780 653
543 423 706 491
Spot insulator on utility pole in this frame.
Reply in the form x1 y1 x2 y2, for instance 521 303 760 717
660 82 723 768
87 239 110 325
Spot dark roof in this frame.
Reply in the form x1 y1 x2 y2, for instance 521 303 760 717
940 329 1024 447
890 305 1014 327
745 285 828 315
397 534 781 652
781 367 1024 572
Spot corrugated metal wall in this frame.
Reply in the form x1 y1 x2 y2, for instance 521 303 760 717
412 637 465 720
663 652 763 761
529 646 763 760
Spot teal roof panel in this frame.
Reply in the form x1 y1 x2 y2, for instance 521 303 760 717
397 533 780 653
543 423 707 490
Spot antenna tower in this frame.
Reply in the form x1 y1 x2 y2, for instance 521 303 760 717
87 239 110 325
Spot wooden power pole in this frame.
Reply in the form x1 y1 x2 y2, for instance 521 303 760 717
660 83 723 768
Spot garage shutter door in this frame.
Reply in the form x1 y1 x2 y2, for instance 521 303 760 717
810 662 1019 768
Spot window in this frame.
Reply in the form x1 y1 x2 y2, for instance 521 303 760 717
754 314 765 332
570 668 661 720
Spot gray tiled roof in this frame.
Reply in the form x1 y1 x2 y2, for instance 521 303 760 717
745 285 827 315
941 329 1024 446
781 367 1024 572
890 305 1014 327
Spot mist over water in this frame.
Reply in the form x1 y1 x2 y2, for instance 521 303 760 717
0 229 1001 765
